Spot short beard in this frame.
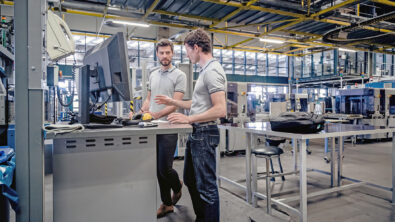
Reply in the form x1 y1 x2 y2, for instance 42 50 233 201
160 60 171 67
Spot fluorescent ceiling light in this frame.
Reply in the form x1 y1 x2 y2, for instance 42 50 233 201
259 38 284 44
339 48 356 53
112 20 150 27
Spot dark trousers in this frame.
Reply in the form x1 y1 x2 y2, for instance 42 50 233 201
157 134 182 206
184 124 220 222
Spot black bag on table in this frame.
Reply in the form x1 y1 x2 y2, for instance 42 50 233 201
270 112 325 134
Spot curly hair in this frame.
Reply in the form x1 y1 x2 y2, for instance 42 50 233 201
156 38 174 52
184 28 212 53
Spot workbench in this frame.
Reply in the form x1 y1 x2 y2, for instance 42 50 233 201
46 123 192 222
217 122 395 222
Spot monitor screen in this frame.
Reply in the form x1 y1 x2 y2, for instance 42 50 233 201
83 32 132 102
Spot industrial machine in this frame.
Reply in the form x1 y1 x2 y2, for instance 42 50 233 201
0 42 14 146
289 93 308 112
232 83 250 124
0 80 5 126
385 89 395 134
335 88 387 139
263 93 286 112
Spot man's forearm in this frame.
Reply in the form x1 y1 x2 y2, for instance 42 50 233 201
141 99 150 112
172 99 192 110
155 106 177 119
188 105 226 123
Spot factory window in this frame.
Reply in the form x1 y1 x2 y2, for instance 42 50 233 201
172 44 182 64
294 56 302 78
313 52 322 76
138 41 155 69
213 49 221 62
222 49 233 74
319 89 327 98
375 53 385 76
338 51 356 75
323 50 334 75
62 34 299 81
257 53 267 76
303 55 311 78
233 51 245 75
356 52 366 75
245 52 256 75
268 54 277 76
386 55 393 76
278 55 287 77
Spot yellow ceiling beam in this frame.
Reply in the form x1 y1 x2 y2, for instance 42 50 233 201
371 0 395 7
213 35 225 47
284 46 317 54
59 8 119 19
208 29 256 38
230 37 255 48
310 0 359 17
209 0 258 28
60 4 395 56
72 32 111 38
218 19 299 30
142 0 160 19
319 18 395 33
153 10 220 22
281 30 322 38
296 48 333 57
204 0 393 35
230 19 305 48
202 0 304 18
149 21 195 29
237 45 269 50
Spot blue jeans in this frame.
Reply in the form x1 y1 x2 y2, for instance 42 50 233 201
184 124 220 222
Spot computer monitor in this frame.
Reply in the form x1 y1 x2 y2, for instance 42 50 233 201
83 32 132 102
79 32 132 124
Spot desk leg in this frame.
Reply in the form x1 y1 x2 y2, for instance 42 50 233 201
338 136 343 186
299 139 307 222
246 132 252 204
292 139 298 172
330 137 337 187
392 132 395 204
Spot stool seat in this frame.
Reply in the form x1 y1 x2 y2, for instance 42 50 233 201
252 146 284 156
266 137 286 146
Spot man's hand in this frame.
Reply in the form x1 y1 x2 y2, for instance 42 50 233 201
154 95 174 106
168 113 190 124
147 111 160 120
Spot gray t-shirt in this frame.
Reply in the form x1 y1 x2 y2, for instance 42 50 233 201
190 59 227 116
148 66 187 120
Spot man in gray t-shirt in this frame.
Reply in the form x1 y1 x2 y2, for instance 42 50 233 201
155 29 226 222
148 66 186 120
131 39 186 218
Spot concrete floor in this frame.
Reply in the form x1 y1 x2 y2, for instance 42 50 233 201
8 139 395 222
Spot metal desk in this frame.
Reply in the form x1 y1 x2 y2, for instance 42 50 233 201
47 123 192 222
217 122 395 222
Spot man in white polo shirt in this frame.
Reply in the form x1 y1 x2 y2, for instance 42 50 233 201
131 39 186 218
155 29 227 222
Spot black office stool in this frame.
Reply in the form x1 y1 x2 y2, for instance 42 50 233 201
251 145 285 212
264 137 286 181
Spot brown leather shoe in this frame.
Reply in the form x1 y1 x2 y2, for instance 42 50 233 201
157 204 174 218
172 180 183 205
